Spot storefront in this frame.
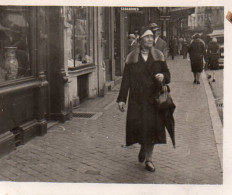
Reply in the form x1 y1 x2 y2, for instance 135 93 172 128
0 6 104 156
60 6 107 108
0 6 48 156
62 6 118 107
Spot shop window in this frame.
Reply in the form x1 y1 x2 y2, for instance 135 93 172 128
67 6 93 68
0 6 31 83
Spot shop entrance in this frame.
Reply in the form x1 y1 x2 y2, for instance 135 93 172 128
78 74 89 103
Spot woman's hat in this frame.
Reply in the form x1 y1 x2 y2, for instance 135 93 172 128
212 37 217 42
139 26 153 39
128 34 136 39
193 33 200 39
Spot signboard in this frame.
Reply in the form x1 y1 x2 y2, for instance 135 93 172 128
120 7 143 13
160 16 171 21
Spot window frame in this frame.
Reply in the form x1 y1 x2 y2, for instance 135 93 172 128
68 6 94 70
0 6 37 88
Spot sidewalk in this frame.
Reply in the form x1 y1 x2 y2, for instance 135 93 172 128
0 57 222 184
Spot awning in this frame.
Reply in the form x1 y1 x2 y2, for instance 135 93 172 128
208 29 224 36
169 8 195 19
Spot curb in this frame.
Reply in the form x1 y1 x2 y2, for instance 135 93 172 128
202 70 223 170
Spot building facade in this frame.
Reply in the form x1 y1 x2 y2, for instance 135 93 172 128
168 7 195 38
0 6 48 155
188 7 224 34
0 6 123 156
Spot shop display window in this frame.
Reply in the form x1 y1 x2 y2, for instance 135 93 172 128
67 6 93 68
0 6 31 83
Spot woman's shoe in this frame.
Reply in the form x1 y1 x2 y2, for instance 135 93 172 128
145 161 155 172
212 79 215 82
138 150 145 163
193 79 197 84
197 81 200 84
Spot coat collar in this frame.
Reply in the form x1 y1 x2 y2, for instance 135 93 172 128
126 45 165 64
154 36 159 44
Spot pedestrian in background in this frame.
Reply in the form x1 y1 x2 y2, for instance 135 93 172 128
182 38 188 59
134 29 140 41
117 27 172 172
174 36 178 56
169 36 176 60
207 37 220 82
178 36 184 55
148 23 168 59
128 33 138 53
188 33 207 84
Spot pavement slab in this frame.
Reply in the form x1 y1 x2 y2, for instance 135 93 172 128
0 57 222 184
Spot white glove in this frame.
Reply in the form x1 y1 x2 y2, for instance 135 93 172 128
155 73 164 83
118 102 126 112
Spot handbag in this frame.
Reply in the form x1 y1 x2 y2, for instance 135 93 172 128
155 83 174 110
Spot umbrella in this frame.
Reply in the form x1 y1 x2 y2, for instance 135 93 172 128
164 99 176 148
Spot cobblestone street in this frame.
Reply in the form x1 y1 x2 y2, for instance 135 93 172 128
0 57 222 184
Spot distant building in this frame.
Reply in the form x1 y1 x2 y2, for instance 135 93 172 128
188 7 224 34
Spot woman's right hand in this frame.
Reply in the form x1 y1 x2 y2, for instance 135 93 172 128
118 102 126 112
155 73 164 83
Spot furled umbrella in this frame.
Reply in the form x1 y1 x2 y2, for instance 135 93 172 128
164 97 176 148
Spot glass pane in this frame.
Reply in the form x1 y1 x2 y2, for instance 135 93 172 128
102 7 110 59
66 7 75 67
73 7 92 66
0 6 31 82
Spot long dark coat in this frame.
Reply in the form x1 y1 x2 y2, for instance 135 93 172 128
117 46 171 146
207 41 220 70
182 41 188 59
188 38 207 73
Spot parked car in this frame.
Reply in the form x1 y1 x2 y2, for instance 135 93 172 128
207 29 224 68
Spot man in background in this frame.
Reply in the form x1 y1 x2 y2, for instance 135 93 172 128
148 23 167 59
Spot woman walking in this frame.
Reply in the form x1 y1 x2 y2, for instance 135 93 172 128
117 27 172 172
207 37 220 82
188 34 207 84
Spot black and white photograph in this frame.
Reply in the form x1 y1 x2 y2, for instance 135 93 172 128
0 0 231 194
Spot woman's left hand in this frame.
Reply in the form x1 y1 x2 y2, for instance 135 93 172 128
155 73 164 83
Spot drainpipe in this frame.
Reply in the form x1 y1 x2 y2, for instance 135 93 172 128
97 7 100 96
93 7 100 96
